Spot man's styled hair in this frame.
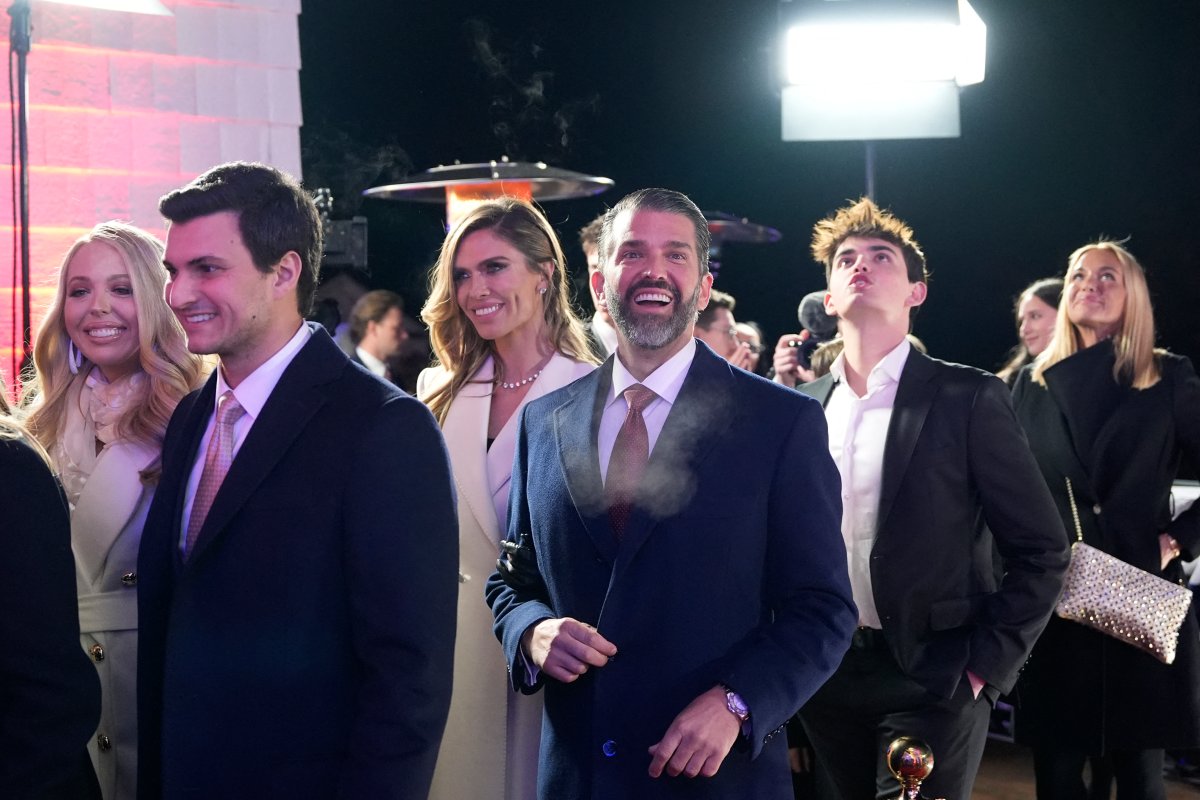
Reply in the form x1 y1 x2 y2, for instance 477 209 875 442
696 289 735 330
578 214 605 255
599 188 711 275
349 290 405 345
159 162 323 316
811 197 928 285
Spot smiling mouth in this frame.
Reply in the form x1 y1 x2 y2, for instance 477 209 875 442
182 312 216 324
86 327 125 339
633 290 672 306
473 304 502 317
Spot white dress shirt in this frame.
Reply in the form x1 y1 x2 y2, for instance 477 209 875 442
597 338 696 483
179 323 312 550
824 338 911 629
591 313 619 357
355 346 388 379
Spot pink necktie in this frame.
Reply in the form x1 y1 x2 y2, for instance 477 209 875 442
605 384 656 540
184 391 245 559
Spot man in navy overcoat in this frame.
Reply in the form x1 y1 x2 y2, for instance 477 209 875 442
487 188 856 799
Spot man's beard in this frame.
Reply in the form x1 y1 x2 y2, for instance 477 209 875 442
607 276 700 350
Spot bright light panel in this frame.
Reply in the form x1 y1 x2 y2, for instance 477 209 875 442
784 0 985 88
38 0 172 15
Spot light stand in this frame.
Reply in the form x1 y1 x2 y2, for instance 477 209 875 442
7 0 30 378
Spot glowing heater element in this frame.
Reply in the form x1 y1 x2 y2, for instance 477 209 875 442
446 182 534 230
780 0 986 141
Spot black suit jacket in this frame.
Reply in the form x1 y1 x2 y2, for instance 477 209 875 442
137 326 458 799
0 438 100 799
800 350 1069 697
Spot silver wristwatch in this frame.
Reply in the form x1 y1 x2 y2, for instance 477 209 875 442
722 685 750 722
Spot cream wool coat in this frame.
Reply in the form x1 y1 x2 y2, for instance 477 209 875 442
419 353 595 800
70 438 156 800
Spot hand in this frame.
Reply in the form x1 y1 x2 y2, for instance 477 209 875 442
728 341 756 371
648 685 741 779
966 669 986 700
521 617 616 683
1159 533 1182 571
772 332 808 387
788 745 812 774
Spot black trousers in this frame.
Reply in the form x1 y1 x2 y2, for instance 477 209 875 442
799 628 991 800
1032 745 1165 800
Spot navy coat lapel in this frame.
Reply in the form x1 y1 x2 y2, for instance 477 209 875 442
186 329 344 565
554 361 617 562
612 344 736 572
877 351 939 534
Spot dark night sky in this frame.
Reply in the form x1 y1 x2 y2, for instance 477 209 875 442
297 0 1200 372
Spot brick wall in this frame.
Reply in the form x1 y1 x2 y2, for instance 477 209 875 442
0 0 302 382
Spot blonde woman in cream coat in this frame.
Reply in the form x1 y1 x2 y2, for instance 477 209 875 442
419 199 598 800
23 222 204 800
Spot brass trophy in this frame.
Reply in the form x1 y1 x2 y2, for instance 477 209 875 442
886 737 944 800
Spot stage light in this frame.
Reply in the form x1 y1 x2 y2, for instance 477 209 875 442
36 0 171 14
779 0 986 142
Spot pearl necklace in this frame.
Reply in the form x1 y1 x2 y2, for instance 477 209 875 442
498 367 544 390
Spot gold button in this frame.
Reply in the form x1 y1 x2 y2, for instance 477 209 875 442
90 644 105 662
121 572 137 586
97 734 111 751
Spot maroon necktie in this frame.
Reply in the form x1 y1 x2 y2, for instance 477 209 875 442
605 384 656 540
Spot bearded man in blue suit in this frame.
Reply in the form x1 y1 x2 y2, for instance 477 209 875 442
487 188 856 799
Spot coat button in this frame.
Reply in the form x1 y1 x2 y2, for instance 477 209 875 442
121 572 137 586
1092 504 1102 516
97 734 112 752
90 644 105 662
602 740 617 757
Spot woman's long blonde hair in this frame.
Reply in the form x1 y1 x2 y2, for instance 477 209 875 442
23 222 206 449
420 198 596 424
1032 240 1161 389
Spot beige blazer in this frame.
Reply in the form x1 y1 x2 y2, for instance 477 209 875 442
72 439 157 800
419 353 595 800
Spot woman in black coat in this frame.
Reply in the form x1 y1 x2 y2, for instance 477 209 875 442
0 386 101 799
1012 241 1200 799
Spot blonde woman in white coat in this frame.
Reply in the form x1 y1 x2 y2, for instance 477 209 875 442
420 198 599 800
23 222 205 800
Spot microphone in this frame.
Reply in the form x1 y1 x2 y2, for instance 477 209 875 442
797 291 838 339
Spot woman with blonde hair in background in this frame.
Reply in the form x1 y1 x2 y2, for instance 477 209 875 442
1012 241 1200 799
418 198 598 800
23 221 205 800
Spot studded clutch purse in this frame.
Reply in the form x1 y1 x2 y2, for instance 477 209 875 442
1055 478 1193 664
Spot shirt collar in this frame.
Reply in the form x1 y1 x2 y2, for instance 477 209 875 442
829 337 911 394
215 323 312 422
608 337 696 409
355 346 388 378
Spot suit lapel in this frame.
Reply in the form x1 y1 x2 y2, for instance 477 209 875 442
185 331 341 565
444 358 502 543
72 439 157 586
799 374 836 407
554 363 616 562
877 351 939 534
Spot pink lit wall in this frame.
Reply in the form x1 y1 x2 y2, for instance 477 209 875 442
0 0 302 383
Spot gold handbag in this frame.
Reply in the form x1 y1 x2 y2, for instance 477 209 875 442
1055 478 1193 664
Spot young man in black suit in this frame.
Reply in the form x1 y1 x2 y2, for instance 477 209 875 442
795 198 1069 799
137 162 458 799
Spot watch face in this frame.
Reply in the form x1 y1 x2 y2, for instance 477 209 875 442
726 690 749 720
